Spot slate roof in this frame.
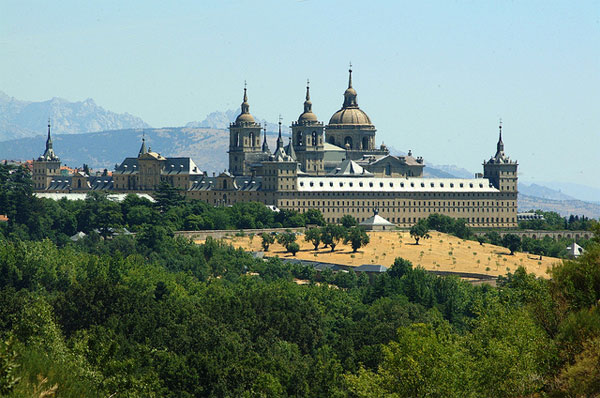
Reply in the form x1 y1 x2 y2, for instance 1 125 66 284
188 176 263 191
360 213 395 227
354 264 388 273
327 158 373 176
114 157 202 175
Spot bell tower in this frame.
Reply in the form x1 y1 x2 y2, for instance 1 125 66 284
32 119 61 190
483 120 518 193
228 83 263 176
291 80 325 174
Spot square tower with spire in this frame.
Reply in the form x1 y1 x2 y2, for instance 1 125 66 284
228 85 265 176
483 121 518 192
291 80 325 175
32 120 62 189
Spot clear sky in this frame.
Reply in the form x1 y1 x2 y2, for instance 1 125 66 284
1 1 599 189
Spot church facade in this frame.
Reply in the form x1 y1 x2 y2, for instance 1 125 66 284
32 68 518 228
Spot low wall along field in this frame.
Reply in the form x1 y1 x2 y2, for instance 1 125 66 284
199 231 560 278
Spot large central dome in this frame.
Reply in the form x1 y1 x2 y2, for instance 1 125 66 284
327 68 373 127
328 107 372 125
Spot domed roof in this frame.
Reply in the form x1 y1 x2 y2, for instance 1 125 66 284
297 81 318 123
234 87 256 124
235 112 255 123
327 67 373 127
328 107 372 125
298 111 318 122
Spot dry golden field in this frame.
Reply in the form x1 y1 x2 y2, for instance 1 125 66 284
196 231 560 278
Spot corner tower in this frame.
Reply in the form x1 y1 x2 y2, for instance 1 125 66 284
32 119 61 190
291 80 325 174
483 121 518 193
228 85 263 175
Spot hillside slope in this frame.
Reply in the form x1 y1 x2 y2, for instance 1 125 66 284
210 231 559 278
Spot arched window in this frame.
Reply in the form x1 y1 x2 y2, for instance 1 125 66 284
223 180 228 190
362 136 369 150
385 164 391 175
328 136 335 145
249 132 255 147
297 131 303 146
77 179 82 188
312 131 317 146
344 136 353 149
235 133 240 147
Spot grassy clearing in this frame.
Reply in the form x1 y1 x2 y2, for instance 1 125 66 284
197 231 558 278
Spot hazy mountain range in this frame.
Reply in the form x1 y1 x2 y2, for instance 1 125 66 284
0 92 597 217
0 90 149 141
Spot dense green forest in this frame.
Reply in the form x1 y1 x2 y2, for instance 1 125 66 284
1 163 600 397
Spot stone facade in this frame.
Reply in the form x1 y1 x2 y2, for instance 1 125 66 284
32 69 519 229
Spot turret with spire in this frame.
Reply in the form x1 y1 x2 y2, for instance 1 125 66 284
287 137 297 161
483 119 518 193
39 119 59 161
342 63 358 108
261 124 269 153
233 82 257 125
292 79 325 174
138 133 148 157
276 115 284 149
228 82 263 175
490 119 509 163
33 119 61 190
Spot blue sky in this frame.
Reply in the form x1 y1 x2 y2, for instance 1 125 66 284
1 1 599 189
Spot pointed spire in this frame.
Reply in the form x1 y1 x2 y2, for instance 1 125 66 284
261 123 269 152
493 118 507 161
348 62 353 88
241 81 250 114
287 137 297 160
343 64 358 108
234 81 256 124
46 118 53 149
138 133 148 157
303 79 312 113
496 119 504 155
276 115 283 149
40 118 59 161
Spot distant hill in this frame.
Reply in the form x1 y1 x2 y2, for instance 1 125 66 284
0 127 461 178
0 127 279 173
518 183 575 201
186 109 280 132
0 91 150 141
518 194 600 219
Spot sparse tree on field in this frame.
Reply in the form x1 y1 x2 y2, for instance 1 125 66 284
305 227 322 250
410 220 430 245
502 234 521 255
321 224 346 252
261 232 275 251
344 226 370 252
288 242 300 256
277 231 297 249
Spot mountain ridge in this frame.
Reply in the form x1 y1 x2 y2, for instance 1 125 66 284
0 90 150 141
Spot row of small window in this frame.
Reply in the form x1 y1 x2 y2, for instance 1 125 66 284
280 191 510 199
299 180 485 189
285 200 515 207
322 216 517 224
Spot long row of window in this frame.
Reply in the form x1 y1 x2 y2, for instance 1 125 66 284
299 180 487 189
